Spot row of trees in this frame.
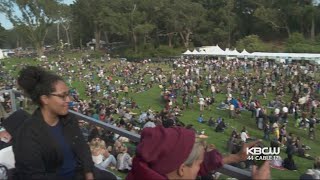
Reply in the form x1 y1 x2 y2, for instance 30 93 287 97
1 0 320 56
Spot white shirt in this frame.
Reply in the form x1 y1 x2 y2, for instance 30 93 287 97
92 154 104 165
230 104 235 111
0 146 15 169
241 132 249 142
282 107 288 113
199 98 205 105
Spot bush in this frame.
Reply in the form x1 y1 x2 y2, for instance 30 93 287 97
285 32 320 53
152 46 182 57
89 51 105 59
236 35 272 52
286 32 306 45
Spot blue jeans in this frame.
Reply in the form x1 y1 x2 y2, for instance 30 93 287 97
97 155 117 169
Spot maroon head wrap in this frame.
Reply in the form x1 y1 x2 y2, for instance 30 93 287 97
136 126 196 175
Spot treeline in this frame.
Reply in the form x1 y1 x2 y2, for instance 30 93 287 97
1 0 320 57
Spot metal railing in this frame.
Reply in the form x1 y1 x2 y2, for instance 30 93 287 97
2 89 252 179
69 110 141 142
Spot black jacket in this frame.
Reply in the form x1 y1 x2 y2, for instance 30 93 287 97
2 109 30 138
12 108 94 180
1 109 30 150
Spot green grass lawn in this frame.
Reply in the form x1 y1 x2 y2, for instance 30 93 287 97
130 87 319 180
1 54 319 180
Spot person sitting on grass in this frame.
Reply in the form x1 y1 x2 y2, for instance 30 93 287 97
227 131 240 154
90 137 117 170
300 156 320 180
197 114 206 124
240 126 250 143
270 156 283 169
217 102 228 110
283 154 297 171
215 119 227 133
117 144 132 173
207 117 215 127
295 137 313 160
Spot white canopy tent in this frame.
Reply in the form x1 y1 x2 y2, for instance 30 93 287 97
198 45 225 56
197 49 207 55
225 48 241 56
182 49 202 55
251 52 320 61
240 49 250 56
183 45 320 64
182 50 192 55
190 50 200 55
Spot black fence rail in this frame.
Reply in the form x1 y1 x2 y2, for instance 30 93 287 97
2 89 252 179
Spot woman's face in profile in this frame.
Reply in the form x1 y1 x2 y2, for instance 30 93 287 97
179 147 205 180
46 81 70 116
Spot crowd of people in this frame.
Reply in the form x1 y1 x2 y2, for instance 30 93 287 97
0 53 319 179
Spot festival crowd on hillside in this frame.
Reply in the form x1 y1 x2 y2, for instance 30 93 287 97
0 54 320 179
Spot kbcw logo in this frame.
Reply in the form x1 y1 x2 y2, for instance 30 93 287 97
246 147 280 156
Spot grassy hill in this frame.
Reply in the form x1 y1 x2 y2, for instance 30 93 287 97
1 52 319 179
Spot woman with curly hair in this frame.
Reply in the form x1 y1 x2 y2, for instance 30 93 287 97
13 66 117 180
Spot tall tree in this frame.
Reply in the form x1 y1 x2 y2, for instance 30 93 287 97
57 4 72 48
155 0 181 48
225 0 237 48
3 0 61 56
174 0 206 48
72 0 125 50
0 24 7 47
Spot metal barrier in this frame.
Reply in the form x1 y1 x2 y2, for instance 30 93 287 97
69 110 141 142
3 89 252 179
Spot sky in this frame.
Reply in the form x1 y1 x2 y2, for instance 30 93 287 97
0 0 75 30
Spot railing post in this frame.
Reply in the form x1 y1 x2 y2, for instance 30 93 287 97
9 90 17 112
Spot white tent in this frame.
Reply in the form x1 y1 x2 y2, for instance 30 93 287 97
183 50 192 55
251 52 271 59
0 49 4 59
239 49 251 59
199 45 225 56
183 45 320 62
190 50 199 55
182 49 200 55
197 49 207 55
241 49 250 56
225 48 241 56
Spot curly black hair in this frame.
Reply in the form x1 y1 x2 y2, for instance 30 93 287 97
17 66 64 106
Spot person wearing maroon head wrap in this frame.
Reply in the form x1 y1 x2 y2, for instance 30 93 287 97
126 126 224 180
126 126 271 180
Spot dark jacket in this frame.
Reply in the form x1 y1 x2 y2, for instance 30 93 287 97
2 109 31 138
12 108 94 180
1 109 30 150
